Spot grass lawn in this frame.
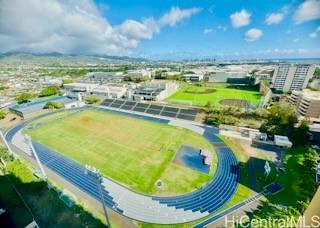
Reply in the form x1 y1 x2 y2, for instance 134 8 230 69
26 109 217 195
168 83 261 107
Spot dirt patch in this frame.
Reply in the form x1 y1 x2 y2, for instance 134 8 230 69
185 88 216 94
220 99 250 109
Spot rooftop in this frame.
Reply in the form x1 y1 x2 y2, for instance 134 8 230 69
292 90 320 101
10 96 77 115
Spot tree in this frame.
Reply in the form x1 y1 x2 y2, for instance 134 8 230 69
43 101 64 109
39 86 60 97
0 147 13 162
84 96 100 104
62 79 73 84
314 67 320 79
260 102 298 136
0 111 6 120
15 93 34 104
0 85 9 91
290 120 310 146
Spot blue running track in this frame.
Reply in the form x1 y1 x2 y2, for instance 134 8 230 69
5 107 240 223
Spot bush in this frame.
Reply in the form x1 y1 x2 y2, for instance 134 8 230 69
15 93 34 104
84 96 100 104
43 101 64 109
62 79 73 84
0 85 9 91
0 111 6 120
39 86 60 97
0 147 14 163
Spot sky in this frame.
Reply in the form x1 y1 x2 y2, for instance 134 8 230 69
0 0 319 60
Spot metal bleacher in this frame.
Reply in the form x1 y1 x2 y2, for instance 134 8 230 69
101 99 198 121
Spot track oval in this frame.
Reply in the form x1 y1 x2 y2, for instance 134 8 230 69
5 107 239 224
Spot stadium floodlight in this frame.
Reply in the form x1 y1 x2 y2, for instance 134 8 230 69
25 135 47 180
0 130 15 158
84 165 111 228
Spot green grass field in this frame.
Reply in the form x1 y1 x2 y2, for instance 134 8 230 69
26 110 217 195
168 83 261 107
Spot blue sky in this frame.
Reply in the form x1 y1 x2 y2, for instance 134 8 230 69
0 0 319 60
95 0 320 59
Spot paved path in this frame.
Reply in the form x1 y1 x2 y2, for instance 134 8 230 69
5 107 240 224
193 183 282 228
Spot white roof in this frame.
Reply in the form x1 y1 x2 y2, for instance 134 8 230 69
274 135 293 147
200 150 209 157
64 83 98 88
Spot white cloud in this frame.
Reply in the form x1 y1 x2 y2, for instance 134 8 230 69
308 26 320 39
158 7 201 27
0 0 200 55
230 10 251 28
293 38 300 42
309 32 317 38
217 25 227 31
266 13 284 25
293 0 320 24
244 28 263 42
203 28 213 34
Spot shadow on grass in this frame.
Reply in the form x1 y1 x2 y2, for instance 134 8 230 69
0 172 105 228
234 146 318 225
225 84 259 92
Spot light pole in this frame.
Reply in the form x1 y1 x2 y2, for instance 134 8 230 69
0 130 15 158
25 135 47 180
85 165 111 228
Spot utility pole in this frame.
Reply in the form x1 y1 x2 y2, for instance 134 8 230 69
85 165 111 228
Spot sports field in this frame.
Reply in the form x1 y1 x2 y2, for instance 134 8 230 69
26 110 217 195
168 84 261 107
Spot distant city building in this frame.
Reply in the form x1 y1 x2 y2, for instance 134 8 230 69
40 76 63 86
289 90 320 120
132 81 179 101
271 64 315 92
181 74 204 82
63 83 99 93
85 72 125 83
125 69 153 79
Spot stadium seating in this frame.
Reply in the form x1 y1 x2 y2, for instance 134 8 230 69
101 99 198 121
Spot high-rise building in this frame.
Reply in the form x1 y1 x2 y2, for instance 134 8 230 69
272 64 315 92
289 90 320 120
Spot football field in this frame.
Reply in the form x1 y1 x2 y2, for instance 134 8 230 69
26 110 217 195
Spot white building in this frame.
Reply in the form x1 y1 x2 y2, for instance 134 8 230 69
289 90 320 120
91 85 127 99
274 135 293 148
125 69 152 79
181 74 204 82
272 64 315 92
132 81 179 101
85 72 125 83
63 83 99 93
40 76 63 86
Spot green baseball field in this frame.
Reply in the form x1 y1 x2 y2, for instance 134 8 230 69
26 110 217 195
168 83 262 107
